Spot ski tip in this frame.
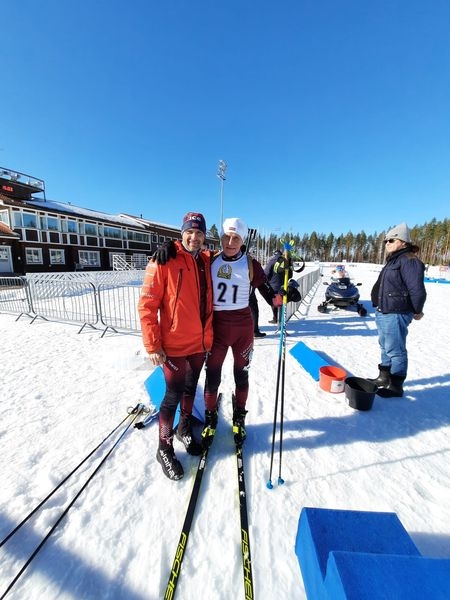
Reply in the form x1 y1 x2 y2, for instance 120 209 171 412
278 477 285 485
266 480 274 490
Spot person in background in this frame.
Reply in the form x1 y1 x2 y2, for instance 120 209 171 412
331 264 349 279
368 222 426 398
264 249 284 324
249 288 266 338
138 212 213 481
202 218 282 448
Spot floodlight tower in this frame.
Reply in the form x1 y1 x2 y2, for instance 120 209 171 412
217 159 227 227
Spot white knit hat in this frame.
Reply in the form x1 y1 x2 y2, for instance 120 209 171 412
221 217 248 241
385 222 411 243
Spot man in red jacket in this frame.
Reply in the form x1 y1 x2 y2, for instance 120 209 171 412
138 212 213 480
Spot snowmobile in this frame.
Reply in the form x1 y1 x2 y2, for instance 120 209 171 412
317 276 367 316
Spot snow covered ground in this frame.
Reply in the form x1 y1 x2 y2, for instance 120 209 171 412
1 264 449 599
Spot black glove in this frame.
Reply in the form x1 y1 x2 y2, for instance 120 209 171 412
151 240 177 265
279 286 301 303
287 287 301 303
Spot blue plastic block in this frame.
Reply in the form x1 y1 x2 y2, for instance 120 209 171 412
289 341 329 381
144 366 166 405
325 551 450 600
144 366 204 426
295 507 421 600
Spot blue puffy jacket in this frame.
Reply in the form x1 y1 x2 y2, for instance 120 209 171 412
371 248 426 314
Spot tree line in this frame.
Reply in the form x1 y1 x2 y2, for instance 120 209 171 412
261 218 449 266
210 218 449 265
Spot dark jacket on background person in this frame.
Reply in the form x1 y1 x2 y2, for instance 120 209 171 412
264 250 283 292
371 247 426 314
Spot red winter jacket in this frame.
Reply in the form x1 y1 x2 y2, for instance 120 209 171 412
138 241 213 357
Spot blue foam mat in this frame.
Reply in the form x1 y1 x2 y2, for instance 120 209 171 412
289 341 329 381
144 366 204 426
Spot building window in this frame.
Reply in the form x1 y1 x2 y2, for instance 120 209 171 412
25 229 39 242
23 213 38 228
78 250 100 266
47 216 60 231
26 248 43 264
50 249 65 264
103 225 122 239
40 215 60 231
0 210 10 226
49 232 60 243
128 230 150 243
85 222 98 236
13 212 22 227
67 220 78 233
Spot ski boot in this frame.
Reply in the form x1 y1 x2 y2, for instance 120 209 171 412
156 438 184 481
232 408 248 447
201 409 218 450
175 411 202 455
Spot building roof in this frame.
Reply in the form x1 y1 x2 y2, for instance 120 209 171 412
0 221 20 239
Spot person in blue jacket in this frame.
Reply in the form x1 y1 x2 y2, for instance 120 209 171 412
368 222 426 397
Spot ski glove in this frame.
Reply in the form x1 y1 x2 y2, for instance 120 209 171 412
287 287 301 303
152 240 177 265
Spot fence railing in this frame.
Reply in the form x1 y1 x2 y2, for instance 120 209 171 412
286 268 321 321
0 268 321 335
112 254 150 271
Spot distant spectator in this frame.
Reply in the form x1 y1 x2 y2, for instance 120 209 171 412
264 249 283 324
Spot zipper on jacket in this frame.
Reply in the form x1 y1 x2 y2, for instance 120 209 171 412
169 269 183 330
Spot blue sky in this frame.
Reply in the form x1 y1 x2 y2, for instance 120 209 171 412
2 1 449 238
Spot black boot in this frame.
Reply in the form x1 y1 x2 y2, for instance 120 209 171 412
201 409 218 449
368 364 390 387
377 374 405 398
156 438 184 480
175 411 202 455
232 408 248 447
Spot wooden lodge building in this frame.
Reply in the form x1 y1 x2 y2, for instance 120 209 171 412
0 167 218 275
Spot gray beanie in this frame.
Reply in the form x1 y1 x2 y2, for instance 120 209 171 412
384 222 411 243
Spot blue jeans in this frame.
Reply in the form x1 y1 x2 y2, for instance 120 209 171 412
375 311 413 377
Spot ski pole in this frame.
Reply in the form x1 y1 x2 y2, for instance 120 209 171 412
277 241 292 485
0 404 145 600
267 300 285 489
0 403 144 549
267 239 292 489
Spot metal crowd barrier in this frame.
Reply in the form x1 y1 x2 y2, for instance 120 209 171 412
286 268 321 322
0 268 320 335
0 276 33 320
97 282 142 337
26 278 99 331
